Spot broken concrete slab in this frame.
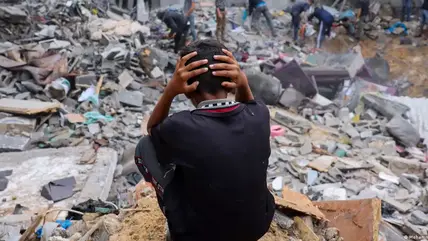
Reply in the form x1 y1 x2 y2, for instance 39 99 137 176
278 87 306 109
118 70 134 89
0 6 28 24
271 108 312 134
0 135 30 152
118 90 144 107
313 199 382 241
410 210 428 226
273 59 317 97
275 187 326 220
308 156 336 172
0 99 60 115
380 196 412 213
244 68 282 105
342 124 360 138
0 146 117 213
0 116 36 134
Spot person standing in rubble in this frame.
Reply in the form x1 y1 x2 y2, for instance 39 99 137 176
402 0 412 22
417 0 428 36
308 6 334 49
135 39 274 241
248 0 277 37
288 0 312 42
355 0 369 39
184 0 198 41
157 9 189 53
215 0 228 42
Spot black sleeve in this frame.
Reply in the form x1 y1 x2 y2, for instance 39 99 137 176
150 116 175 165
248 3 255 15
308 12 315 22
164 16 179 34
150 111 191 165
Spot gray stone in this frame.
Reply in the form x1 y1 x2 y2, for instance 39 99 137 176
88 123 100 135
141 87 161 104
14 92 31 100
352 137 367 149
324 113 340 128
150 66 164 79
0 6 27 23
360 130 373 139
380 196 412 213
338 107 350 122
244 68 282 105
0 177 8 191
343 124 360 138
118 70 134 89
363 108 378 120
325 227 339 240
274 211 294 229
343 179 366 194
118 90 144 107
410 210 428 225
0 116 37 134
0 87 17 95
299 139 312 155
278 87 306 108
21 81 43 93
0 135 30 152
76 74 97 86
399 176 413 192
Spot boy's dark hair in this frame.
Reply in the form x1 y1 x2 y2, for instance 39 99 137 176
180 39 231 95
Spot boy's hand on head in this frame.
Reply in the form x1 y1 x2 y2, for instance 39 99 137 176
165 51 208 96
210 49 248 90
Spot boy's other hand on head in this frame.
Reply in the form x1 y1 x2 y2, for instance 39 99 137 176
165 51 208 96
210 49 248 90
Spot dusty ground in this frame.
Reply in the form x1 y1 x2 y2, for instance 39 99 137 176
110 197 166 241
111 197 290 241
323 33 428 98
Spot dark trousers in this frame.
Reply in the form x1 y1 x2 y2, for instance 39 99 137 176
174 23 190 53
292 13 300 41
402 0 412 21
135 136 182 240
252 5 275 36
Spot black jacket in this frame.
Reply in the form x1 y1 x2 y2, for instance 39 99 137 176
248 0 264 16
157 10 185 34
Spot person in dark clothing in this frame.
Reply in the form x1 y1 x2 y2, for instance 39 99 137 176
248 0 276 37
402 0 412 22
289 1 312 41
135 39 275 241
418 0 428 36
308 7 334 49
157 10 189 53
356 0 369 39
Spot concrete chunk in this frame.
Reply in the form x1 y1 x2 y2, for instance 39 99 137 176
380 196 412 213
410 210 428 225
343 124 360 138
118 90 144 107
118 70 134 89
0 134 30 152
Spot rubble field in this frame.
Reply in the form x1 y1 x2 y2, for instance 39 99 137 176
1 0 428 240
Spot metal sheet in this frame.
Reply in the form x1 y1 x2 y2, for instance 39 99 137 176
274 59 317 97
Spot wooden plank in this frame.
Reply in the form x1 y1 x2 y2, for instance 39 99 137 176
0 99 60 115
275 187 326 220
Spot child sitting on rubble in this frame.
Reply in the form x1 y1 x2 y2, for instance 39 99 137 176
135 39 275 241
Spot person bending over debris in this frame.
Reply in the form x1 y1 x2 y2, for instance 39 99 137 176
135 39 274 241
248 0 277 37
157 9 189 53
215 0 229 42
418 0 428 36
355 0 370 39
308 6 334 49
288 0 312 42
